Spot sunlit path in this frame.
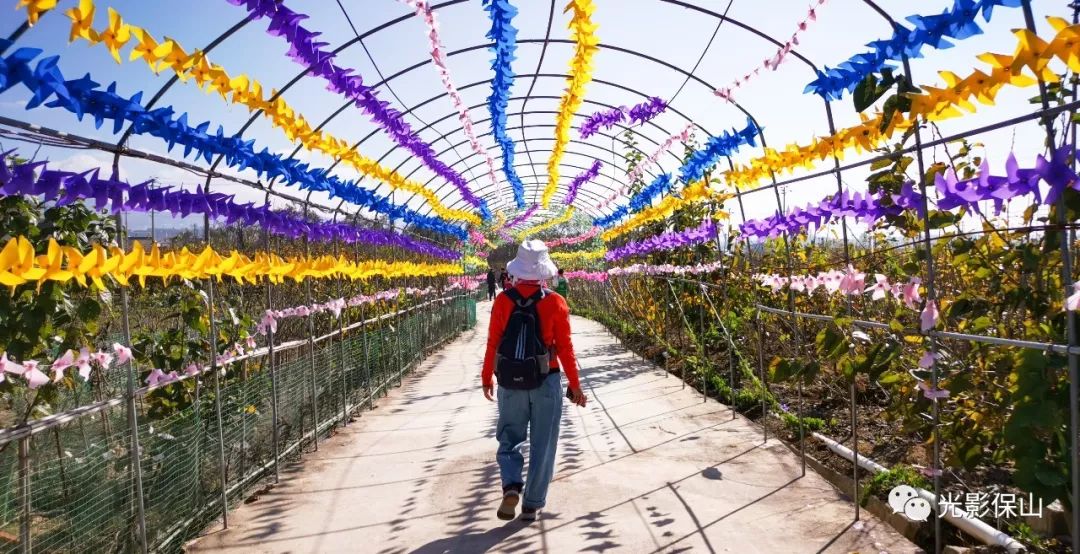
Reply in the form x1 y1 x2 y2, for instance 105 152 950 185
187 302 916 553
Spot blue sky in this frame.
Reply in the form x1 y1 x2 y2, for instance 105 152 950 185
0 0 1065 236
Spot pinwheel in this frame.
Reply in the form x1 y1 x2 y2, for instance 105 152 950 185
578 97 667 139
605 219 719 262
603 124 693 208
601 182 731 241
549 249 606 265
804 0 1023 100
399 0 501 198
64 0 97 43
680 119 760 185
715 0 828 102
517 207 576 240
596 119 754 228
726 17 1080 191
503 204 538 229
564 160 602 206
542 0 599 208
47 1 478 228
0 155 461 259
256 282 472 335
564 270 607 281
546 227 600 248
18 0 58 26
0 237 463 291
97 7 132 63
607 260 728 277
0 46 469 237
738 148 1079 240
223 0 490 220
921 301 940 331
483 0 527 208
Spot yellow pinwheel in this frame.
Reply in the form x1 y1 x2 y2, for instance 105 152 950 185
64 0 96 43
153 38 191 75
18 0 58 26
129 26 161 72
97 7 132 64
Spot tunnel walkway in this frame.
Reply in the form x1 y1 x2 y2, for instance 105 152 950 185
188 301 917 553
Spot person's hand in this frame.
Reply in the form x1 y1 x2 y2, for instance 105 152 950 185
483 384 495 402
568 387 587 407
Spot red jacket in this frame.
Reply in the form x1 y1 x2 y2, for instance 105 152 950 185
482 283 581 390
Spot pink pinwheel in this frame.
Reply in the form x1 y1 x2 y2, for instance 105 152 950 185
258 310 278 335
185 363 201 377
1067 282 1080 312
920 300 939 331
146 368 166 387
918 381 950 401
51 350 75 383
2 353 24 377
918 350 940 368
839 265 866 296
23 361 48 389
790 276 806 292
865 274 891 300
245 336 257 350
902 277 922 310
75 347 93 381
93 351 113 370
163 371 180 384
113 343 133 365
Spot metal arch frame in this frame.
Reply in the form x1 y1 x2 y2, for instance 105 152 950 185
195 0 830 223
345 134 644 225
338 93 690 206
293 71 715 216
412 132 644 220
401 120 672 216
276 37 767 215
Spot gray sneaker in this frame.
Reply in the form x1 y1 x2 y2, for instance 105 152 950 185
520 506 540 521
497 491 519 521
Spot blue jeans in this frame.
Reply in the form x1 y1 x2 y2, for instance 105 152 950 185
496 372 563 509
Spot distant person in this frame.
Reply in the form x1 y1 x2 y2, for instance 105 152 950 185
499 267 511 291
552 268 569 299
482 240 587 522
486 268 497 301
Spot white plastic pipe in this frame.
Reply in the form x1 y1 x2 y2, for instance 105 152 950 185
809 431 1027 554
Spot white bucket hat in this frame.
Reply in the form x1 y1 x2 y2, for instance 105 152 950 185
506 240 558 281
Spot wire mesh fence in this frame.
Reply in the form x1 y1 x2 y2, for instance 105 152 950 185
0 295 477 554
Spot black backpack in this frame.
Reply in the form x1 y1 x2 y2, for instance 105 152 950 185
495 289 551 390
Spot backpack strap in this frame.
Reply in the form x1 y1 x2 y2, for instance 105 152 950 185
506 288 544 308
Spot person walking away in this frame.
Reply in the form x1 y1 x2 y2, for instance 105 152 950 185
482 240 587 522
486 267 497 301
552 268 569 299
499 267 511 291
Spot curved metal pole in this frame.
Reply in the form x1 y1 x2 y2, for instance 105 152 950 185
298 73 713 217
411 128 665 218
399 115 677 211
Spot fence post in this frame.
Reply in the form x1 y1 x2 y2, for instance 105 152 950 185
361 302 372 409
113 161 148 551
202 212 230 531
1017 3 1080 548
302 200 319 451
18 436 30 554
263 223 280 484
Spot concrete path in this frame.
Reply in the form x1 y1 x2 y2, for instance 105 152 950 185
189 302 919 553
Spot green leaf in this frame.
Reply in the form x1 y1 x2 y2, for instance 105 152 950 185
853 74 880 112
1035 466 1067 487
